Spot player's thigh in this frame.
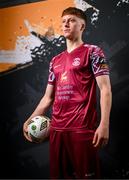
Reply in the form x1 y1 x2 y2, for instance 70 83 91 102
71 131 100 178
49 129 62 178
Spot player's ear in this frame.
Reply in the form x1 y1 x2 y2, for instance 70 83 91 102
80 23 85 31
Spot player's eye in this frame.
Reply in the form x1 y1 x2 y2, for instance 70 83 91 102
62 20 66 24
70 19 76 22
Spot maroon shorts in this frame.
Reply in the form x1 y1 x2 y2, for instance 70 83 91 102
50 127 100 179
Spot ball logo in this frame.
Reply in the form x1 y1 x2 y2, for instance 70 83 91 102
31 125 36 130
40 120 47 130
72 58 80 66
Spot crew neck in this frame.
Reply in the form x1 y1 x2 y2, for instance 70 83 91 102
66 43 84 54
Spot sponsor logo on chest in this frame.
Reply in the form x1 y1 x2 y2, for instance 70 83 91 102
61 71 67 82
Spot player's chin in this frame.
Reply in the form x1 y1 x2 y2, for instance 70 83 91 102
63 33 73 39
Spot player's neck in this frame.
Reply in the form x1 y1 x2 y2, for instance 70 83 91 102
66 39 84 53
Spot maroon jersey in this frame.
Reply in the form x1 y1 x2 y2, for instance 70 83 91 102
48 44 109 130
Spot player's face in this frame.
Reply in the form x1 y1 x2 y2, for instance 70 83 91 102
61 14 85 40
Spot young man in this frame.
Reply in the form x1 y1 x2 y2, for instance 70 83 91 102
23 7 112 179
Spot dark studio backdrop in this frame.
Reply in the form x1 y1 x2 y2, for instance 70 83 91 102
0 0 129 179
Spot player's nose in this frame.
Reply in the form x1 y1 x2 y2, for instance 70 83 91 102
64 21 69 27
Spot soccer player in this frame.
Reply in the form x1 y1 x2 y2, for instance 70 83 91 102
23 7 112 179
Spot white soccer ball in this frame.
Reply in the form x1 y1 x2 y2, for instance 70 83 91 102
28 115 50 142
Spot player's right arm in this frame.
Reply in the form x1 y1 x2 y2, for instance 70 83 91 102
23 84 55 142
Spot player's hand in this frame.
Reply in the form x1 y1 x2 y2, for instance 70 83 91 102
23 120 33 142
92 124 109 148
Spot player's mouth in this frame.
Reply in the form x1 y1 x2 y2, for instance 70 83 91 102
64 29 70 33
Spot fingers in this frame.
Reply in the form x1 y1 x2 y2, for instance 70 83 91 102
92 132 98 146
92 132 100 147
23 122 33 142
93 132 108 148
23 131 33 142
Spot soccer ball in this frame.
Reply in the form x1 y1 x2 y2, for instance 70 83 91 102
28 115 50 142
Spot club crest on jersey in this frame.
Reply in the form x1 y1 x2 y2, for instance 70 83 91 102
72 58 80 66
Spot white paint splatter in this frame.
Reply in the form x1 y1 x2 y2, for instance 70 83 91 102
74 0 93 11
91 9 99 25
74 0 100 25
0 34 42 64
117 0 129 7
0 20 43 64
0 19 62 65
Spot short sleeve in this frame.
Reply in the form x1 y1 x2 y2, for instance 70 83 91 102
48 58 55 85
90 46 109 77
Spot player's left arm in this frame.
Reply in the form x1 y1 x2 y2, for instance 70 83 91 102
93 75 112 148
